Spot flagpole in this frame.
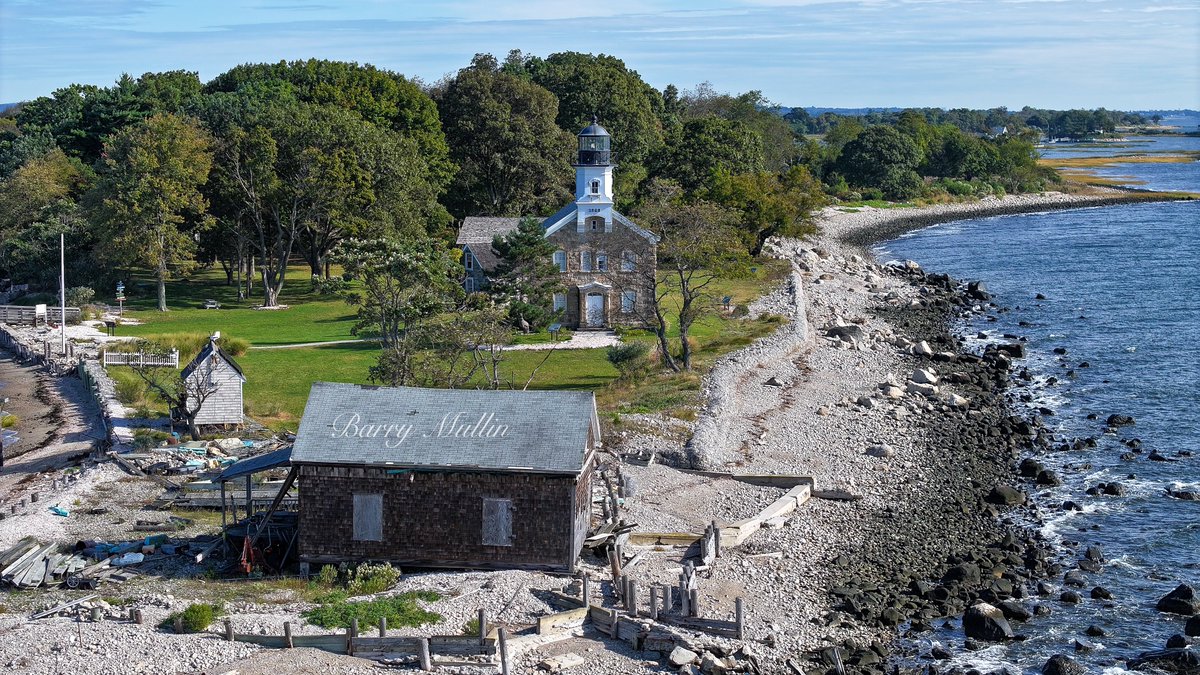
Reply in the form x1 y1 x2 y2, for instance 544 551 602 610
60 232 66 355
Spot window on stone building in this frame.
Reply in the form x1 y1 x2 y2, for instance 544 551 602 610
622 289 636 313
352 493 383 542
553 292 566 311
581 251 593 272
621 250 637 272
596 252 608 272
553 250 566 272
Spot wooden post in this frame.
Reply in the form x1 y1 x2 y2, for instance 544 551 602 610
173 616 183 634
607 548 622 581
663 585 673 615
126 608 135 622
346 628 353 656
134 609 144 625
679 581 689 617
498 627 510 675
712 519 721 558
418 637 432 671
350 618 359 638
477 608 487 645
689 588 700 618
284 621 293 648
582 574 591 605
649 586 659 621
378 616 386 637
89 607 102 622
628 579 638 616
245 474 253 520
735 597 745 639
220 481 227 529
608 608 619 636
225 619 234 641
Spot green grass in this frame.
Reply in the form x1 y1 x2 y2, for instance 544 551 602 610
303 591 442 630
120 257 794 430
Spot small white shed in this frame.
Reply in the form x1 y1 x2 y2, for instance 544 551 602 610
181 336 246 427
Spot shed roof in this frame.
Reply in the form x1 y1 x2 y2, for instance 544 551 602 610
290 382 598 474
219 446 293 482
456 217 522 245
181 339 246 381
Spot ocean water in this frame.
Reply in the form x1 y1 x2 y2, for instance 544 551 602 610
875 143 1200 671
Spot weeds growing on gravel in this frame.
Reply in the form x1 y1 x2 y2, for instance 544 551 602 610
303 591 441 629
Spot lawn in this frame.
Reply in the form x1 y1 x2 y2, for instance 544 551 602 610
112 257 793 431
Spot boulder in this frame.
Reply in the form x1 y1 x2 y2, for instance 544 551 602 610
1186 615 1200 637
963 602 1014 642
1073 638 1096 653
1060 590 1083 604
668 647 698 668
882 385 904 399
911 340 934 357
866 443 895 458
945 563 982 586
967 280 991 301
1157 584 1200 616
1126 648 1200 673
1106 414 1135 427
911 368 939 385
997 343 1026 358
947 394 970 408
824 324 866 342
1091 586 1113 600
1019 458 1045 478
987 484 1028 506
1036 470 1062 486
1166 634 1189 649
1042 654 1087 675
906 381 939 397
998 600 1033 622
1085 625 1107 637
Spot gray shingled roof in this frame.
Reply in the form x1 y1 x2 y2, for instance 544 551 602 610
456 217 522 245
463 244 503 273
290 382 598 474
181 339 246 381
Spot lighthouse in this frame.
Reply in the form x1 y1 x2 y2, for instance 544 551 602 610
573 117 614 233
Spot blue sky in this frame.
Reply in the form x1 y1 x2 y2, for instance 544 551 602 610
0 0 1196 109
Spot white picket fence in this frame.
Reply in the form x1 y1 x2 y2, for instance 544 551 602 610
102 348 179 368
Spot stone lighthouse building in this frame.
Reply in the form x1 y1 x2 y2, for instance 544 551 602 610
456 119 659 329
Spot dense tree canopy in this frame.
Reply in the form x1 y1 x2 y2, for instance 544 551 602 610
436 56 573 218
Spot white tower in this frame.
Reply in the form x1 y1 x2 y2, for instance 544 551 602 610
574 117 615 233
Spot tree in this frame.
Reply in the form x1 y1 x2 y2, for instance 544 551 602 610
649 115 764 192
679 85 798 171
206 59 454 191
489 216 564 329
126 343 222 440
436 56 573 217
333 237 462 386
836 125 922 200
90 114 213 311
704 165 825 254
924 126 996 180
633 181 751 370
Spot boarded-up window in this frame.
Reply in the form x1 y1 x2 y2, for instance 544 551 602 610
353 494 383 542
481 498 513 547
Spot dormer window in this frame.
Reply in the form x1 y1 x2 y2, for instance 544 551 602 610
590 179 600 195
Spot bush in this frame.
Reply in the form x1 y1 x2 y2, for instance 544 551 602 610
606 342 650 378
163 602 222 633
132 427 171 450
302 591 441 630
119 333 251 358
346 563 401 596
941 179 975 196
860 187 884 202
65 286 95 307
314 564 339 587
1 414 17 429
311 275 346 295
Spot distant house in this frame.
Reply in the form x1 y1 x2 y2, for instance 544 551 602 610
180 336 246 427
456 119 659 329
290 382 599 572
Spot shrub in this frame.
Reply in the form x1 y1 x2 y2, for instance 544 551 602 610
164 602 222 633
860 187 884 202
346 563 401 596
941 179 975 196
65 286 95 307
302 591 441 630
606 342 650 378
1 414 17 429
132 427 171 450
311 275 346 295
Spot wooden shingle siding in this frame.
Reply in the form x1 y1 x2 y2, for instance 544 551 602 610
297 464 586 571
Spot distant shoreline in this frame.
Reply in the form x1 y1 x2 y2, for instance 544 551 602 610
826 189 1195 248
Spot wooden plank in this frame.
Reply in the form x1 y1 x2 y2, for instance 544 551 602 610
30 593 100 620
627 532 702 546
675 469 815 488
537 606 589 635
233 633 348 651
